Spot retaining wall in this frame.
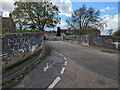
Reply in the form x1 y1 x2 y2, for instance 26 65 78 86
2 32 44 71
89 35 120 50
63 35 120 50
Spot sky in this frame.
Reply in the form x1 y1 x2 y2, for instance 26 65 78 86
1 0 120 35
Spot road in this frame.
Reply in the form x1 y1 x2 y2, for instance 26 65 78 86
13 41 118 88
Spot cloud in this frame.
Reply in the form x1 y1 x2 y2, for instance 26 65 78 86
101 14 118 30
100 7 115 12
1 0 15 12
101 14 109 18
51 0 73 17
57 20 68 29
1 0 15 16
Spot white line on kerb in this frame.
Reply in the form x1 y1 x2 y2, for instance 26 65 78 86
64 57 66 60
60 67 65 74
64 61 67 66
47 77 61 89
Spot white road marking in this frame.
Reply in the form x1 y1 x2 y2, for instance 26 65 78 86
44 63 55 72
59 54 63 57
54 52 58 54
64 57 67 60
49 63 54 67
43 63 49 72
48 77 61 89
60 67 65 74
64 61 67 66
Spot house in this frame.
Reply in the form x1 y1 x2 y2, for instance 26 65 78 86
2 14 16 33
44 30 57 36
84 29 100 35
44 31 49 36
61 28 100 36
61 32 66 36
61 29 75 35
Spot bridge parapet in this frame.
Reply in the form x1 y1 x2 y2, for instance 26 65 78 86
63 35 120 50
2 32 44 71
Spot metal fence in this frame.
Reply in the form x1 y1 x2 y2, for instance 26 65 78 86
63 35 89 41
44 36 63 41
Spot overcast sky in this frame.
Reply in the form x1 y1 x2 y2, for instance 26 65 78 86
1 0 120 35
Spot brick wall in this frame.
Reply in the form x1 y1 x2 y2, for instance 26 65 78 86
2 32 43 70
2 17 16 33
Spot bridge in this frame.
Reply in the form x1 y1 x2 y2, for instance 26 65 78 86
1 32 120 89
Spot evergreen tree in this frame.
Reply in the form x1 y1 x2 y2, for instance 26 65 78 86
56 27 61 36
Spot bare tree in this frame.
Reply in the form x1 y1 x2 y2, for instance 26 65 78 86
66 4 107 35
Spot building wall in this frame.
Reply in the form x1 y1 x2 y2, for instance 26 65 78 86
61 29 100 35
0 16 2 33
84 30 100 35
2 17 16 33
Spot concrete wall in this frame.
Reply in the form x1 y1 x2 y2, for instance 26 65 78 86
63 35 120 50
2 32 43 70
89 35 120 50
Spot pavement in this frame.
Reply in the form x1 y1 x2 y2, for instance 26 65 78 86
13 41 118 88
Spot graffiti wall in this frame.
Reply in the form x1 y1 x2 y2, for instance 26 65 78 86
2 32 43 70
89 35 120 50
63 35 120 50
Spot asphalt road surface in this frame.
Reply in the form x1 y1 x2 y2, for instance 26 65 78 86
13 41 118 88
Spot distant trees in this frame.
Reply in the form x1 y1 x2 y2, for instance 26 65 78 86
11 1 61 31
66 4 107 35
113 30 120 37
56 27 61 36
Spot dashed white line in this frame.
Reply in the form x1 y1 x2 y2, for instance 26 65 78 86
59 54 63 57
60 67 65 74
64 57 67 61
54 52 58 54
51 50 54 52
64 61 67 66
47 77 61 89
46 50 68 89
